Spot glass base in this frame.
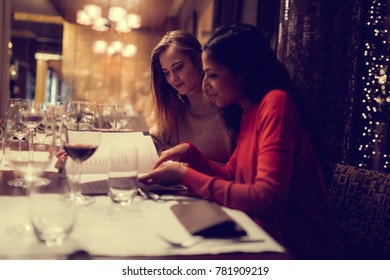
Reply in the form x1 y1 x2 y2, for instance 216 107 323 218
7 177 26 188
34 226 72 247
63 193 95 206
8 177 51 188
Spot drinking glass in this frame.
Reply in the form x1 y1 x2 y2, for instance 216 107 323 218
5 98 31 188
115 105 135 131
29 174 76 246
4 114 56 235
40 101 67 146
23 104 52 186
62 101 101 206
108 147 139 205
98 103 116 131
35 124 48 145
21 106 44 161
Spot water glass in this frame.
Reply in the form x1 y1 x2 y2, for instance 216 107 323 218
108 147 139 205
29 180 76 246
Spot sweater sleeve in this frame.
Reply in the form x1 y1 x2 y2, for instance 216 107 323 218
182 142 236 179
184 91 298 220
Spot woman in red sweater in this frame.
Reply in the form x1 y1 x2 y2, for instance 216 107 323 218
139 24 346 259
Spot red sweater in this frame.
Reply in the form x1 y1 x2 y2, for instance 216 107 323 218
183 90 345 259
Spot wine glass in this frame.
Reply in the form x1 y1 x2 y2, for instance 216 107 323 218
40 101 67 146
97 103 116 131
115 105 134 131
5 98 31 188
23 103 53 186
4 113 56 235
21 105 44 162
62 101 101 206
28 117 75 246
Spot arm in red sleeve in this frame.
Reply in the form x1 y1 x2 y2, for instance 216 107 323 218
184 91 298 220
182 142 236 180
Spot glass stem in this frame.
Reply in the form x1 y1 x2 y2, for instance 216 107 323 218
75 161 83 198
28 128 34 161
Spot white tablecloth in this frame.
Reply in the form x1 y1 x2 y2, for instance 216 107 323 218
0 196 285 259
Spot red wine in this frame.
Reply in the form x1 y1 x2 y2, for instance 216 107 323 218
21 112 43 128
64 143 98 162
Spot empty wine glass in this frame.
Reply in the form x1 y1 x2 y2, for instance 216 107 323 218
5 98 31 188
21 105 44 162
41 101 67 146
35 124 48 145
4 113 56 235
115 104 135 131
28 124 76 246
98 103 116 131
62 101 101 206
23 102 53 185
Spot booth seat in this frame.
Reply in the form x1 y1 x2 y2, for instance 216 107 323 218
327 164 390 259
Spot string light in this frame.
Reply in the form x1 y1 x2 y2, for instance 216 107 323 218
356 0 389 172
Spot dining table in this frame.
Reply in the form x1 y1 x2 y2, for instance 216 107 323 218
0 150 289 260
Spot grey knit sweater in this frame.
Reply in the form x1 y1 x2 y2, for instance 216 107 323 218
152 92 234 164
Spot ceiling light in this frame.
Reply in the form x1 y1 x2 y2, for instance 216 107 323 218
76 5 141 33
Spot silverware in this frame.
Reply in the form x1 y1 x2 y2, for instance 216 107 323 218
138 188 160 200
158 233 265 248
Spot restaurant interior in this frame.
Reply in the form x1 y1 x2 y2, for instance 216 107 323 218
0 0 389 260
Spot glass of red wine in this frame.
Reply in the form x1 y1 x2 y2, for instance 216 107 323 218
62 101 101 206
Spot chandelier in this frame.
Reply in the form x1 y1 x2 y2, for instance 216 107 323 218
76 4 140 57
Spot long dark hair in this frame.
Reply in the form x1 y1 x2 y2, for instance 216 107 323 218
203 23 332 182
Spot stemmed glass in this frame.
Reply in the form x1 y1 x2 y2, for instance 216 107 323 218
5 98 31 188
21 105 44 162
62 101 101 206
4 112 56 235
41 101 67 146
115 105 135 131
97 103 116 131
22 104 52 186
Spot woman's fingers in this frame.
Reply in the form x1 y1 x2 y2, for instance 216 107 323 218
55 154 67 169
153 143 190 169
139 161 187 186
56 150 67 158
153 156 172 169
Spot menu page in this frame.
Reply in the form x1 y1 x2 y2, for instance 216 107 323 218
66 131 158 174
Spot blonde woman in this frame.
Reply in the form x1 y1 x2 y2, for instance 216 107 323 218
148 30 234 164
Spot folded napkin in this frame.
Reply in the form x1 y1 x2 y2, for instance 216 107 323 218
170 200 247 238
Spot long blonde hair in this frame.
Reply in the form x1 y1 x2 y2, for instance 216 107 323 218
147 30 203 146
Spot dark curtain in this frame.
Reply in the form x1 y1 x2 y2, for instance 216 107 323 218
257 0 281 51
277 0 364 167
277 0 389 172
212 0 243 30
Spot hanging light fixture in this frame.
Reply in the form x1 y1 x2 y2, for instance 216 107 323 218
76 3 141 58
76 4 141 34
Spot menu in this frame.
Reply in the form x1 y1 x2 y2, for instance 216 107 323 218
66 131 158 174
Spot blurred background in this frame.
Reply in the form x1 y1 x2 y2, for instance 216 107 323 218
0 0 389 172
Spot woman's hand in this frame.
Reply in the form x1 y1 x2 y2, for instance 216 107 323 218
139 161 188 186
55 149 68 170
154 143 191 168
